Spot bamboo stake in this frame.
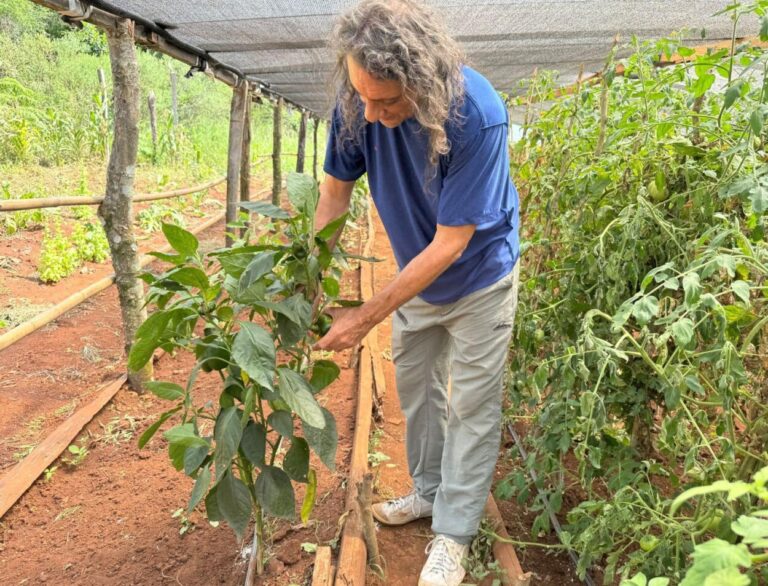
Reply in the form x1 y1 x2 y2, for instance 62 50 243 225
226 80 249 246
0 210 225 353
0 176 226 212
170 68 178 128
482 496 533 586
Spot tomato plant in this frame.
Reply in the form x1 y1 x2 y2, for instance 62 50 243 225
129 173 356 572
502 2 768 582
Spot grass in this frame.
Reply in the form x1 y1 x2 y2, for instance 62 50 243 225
0 299 52 332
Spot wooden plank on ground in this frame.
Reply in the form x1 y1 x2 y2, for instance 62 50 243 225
311 545 334 586
483 495 533 586
0 375 127 519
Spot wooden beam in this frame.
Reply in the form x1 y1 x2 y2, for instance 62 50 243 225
311 546 334 586
482 496 533 586
226 80 249 246
296 110 308 173
0 375 128 519
101 17 150 391
272 97 283 206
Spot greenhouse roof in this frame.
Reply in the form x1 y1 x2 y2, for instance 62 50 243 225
50 1 759 114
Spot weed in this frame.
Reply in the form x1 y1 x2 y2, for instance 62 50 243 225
171 508 196 536
54 505 81 522
63 440 89 467
80 343 101 363
43 466 57 482
96 415 139 445
53 401 76 418
12 444 35 461
71 221 109 263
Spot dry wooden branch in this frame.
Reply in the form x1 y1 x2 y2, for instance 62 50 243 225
355 473 380 567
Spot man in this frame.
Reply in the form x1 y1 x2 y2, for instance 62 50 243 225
314 1 520 584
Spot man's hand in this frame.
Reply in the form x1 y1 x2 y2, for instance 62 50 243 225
314 306 373 352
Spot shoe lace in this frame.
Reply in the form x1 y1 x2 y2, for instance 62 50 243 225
424 536 459 579
386 491 422 516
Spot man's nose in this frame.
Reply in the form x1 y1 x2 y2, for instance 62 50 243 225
364 102 380 123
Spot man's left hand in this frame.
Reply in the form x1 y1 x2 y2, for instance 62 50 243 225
314 306 373 352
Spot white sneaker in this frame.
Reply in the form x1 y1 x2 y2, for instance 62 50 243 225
371 491 433 526
418 535 469 586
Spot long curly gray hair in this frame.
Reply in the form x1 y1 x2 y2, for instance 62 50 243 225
330 0 465 169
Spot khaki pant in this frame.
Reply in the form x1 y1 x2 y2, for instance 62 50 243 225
392 263 520 543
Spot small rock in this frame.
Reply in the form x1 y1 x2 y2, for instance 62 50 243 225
277 548 300 566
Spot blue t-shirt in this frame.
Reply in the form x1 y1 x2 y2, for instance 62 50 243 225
324 66 519 305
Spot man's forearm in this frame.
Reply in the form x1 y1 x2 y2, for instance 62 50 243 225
358 232 468 328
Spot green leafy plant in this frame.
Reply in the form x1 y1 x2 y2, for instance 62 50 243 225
500 4 768 582
71 221 109 263
130 173 357 572
38 221 80 283
63 441 89 467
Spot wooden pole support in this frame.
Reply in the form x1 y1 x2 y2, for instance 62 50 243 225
356 472 380 566
148 90 158 153
312 117 319 181
334 217 377 586
272 97 283 206
226 80 249 246
240 94 252 236
0 375 128 519
311 546 334 586
483 495 533 586
102 17 150 391
296 110 308 173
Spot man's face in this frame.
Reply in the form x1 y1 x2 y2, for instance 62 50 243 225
347 55 413 128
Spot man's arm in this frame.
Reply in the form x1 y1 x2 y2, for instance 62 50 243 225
315 222 475 351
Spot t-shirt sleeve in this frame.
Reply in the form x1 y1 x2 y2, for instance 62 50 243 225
437 123 509 226
323 106 366 182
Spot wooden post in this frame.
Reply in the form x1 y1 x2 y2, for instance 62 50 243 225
97 67 110 160
100 18 151 391
272 97 283 206
296 109 308 173
226 79 249 246
147 90 158 156
240 93 252 236
313 116 319 181
170 67 179 128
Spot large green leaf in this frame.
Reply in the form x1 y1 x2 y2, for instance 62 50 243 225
238 252 275 291
259 294 312 328
232 322 276 390
138 406 181 449
162 222 199 257
187 465 211 514
267 410 294 437
277 313 305 347
731 514 768 545
164 423 209 449
316 213 348 242
277 368 325 428
680 539 751 586
632 295 659 326
671 318 695 348
286 172 318 216
205 483 221 522
239 200 291 219
240 421 266 467
309 360 340 393
165 266 209 290
145 381 184 401
255 466 295 519
128 310 173 370
302 407 337 470
214 407 244 481
283 437 310 482
683 272 702 307
218 470 253 539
